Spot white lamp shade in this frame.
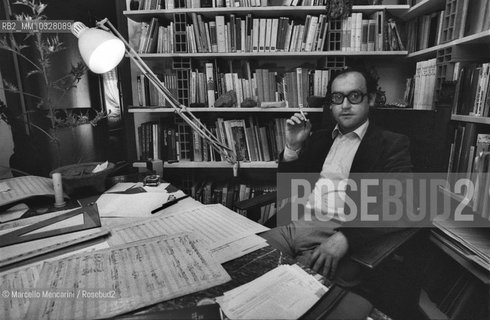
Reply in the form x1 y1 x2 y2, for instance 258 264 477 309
72 22 125 74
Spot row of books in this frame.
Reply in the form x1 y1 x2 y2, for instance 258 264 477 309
136 18 162 53
136 64 333 108
406 0 490 53
411 58 437 110
189 180 276 224
132 0 335 10
405 10 444 52
136 73 178 107
186 13 331 54
137 116 288 162
447 126 490 219
452 62 490 118
135 10 404 54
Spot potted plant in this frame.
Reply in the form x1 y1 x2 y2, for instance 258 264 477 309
0 0 106 175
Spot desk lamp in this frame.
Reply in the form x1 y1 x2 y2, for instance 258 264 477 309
71 19 238 174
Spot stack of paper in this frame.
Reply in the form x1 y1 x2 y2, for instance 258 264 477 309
22 233 230 320
433 217 490 270
0 176 57 207
108 204 269 263
1 241 110 319
218 264 328 320
96 182 186 218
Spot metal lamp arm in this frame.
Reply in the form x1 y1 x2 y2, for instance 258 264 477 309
97 19 237 167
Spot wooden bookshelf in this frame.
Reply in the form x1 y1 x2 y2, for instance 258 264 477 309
401 0 446 21
130 107 438 113
123 3 434 171
164 161 277 169
451 114 490 125
124 5 410 22
407 29 490 60
129 107 324 113
134 51 409 59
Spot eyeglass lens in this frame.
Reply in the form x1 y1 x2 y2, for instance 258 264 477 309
331 91 366 104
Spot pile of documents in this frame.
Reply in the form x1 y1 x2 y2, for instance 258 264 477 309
217 264 329 320
108 203 270 263
433 217 490 270
2 233 230 320
1 199 272 319
95 181 185 218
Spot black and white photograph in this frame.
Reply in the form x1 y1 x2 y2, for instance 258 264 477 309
0 0 489 319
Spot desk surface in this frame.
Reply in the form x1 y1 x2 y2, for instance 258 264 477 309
1 182 384 320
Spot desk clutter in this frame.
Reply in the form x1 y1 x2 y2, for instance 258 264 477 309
0 180 335 319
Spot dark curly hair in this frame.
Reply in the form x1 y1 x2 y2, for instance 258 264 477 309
327 65 379 96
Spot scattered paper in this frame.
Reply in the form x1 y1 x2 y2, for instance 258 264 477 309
25 233 231 320
0 176 56 207
0 203 29 223
96 192 170 218
0 241 109 320
211 234 268 264
108 204 269 262
0 227 109 268
218 264 328 320
0 182 10 192
105 182 144 193
0 262 42 320
92 161 109 173
0 205 82 232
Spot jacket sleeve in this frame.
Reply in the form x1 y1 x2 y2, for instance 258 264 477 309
277 134 312 173
337 134 414 251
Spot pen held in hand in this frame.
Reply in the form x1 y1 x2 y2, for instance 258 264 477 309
151 195 190 214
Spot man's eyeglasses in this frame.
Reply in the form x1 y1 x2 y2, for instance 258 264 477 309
329 91 368 105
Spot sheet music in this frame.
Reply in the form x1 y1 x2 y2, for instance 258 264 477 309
0 228 108 268
218 264 327 320
211 235 268 264
0 204 83 232
0 262 43 320
0 241 109 320
0 176 55 207
108 204 269 262
25 233 231 320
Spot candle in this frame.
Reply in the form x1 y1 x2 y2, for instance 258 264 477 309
52 172 66 208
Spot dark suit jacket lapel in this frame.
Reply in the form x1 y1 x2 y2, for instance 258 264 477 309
310 129 334 172
350 124 382 173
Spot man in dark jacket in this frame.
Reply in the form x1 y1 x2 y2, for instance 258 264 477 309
261 66 413 284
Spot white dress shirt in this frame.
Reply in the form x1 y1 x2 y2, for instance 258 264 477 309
284 120 369 220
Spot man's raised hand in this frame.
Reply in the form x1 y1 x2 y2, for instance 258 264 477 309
285 112 312 151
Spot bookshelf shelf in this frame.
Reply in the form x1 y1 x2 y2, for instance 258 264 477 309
134 51 409 59
438 186 467 204
401 0 445 21
451 114 490 125
430 234 490 284
407 29 490 60
130 107 438 113
129 107 324 113
164 161 278 169
124 5 410 22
